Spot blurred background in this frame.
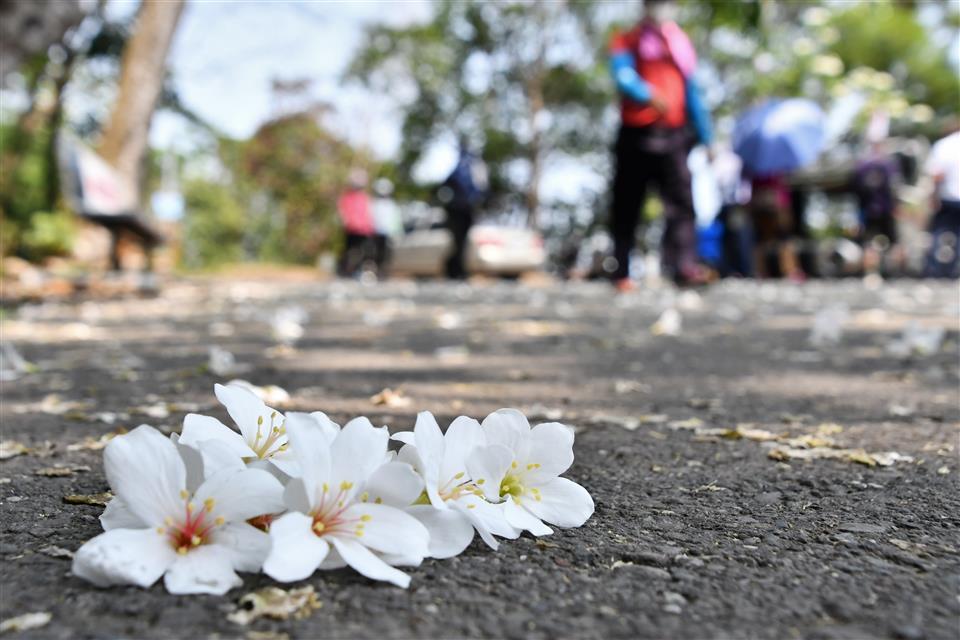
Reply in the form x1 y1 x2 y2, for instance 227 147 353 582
1 0 958 296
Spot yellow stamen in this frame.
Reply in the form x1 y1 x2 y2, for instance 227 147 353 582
511 461 518 469
356 531 364 537
374 497 382 504
476 478 485 485
203 498 215 511
177 546 188 555
360 492 369 502
360 514 372 522
322 482 329 493
313 521 326 534
454 472 465 479
257 415 264 426
191 535 202 546
340 481 353 491
215 516 225 526
156 527 165 534
467 504 476 509
527 463 536 470
186 502 195 513
179 490 189 500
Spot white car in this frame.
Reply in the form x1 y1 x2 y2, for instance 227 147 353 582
389 222 546 277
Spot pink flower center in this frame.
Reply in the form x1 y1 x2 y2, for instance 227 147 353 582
159 495 224 554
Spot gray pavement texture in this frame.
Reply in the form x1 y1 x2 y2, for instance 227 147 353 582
1 277 959 640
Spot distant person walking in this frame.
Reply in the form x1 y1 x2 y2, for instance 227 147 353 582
608 0 713 289
336 170 375 277
440 139 488 280
851 139 902 275
924 125 960 278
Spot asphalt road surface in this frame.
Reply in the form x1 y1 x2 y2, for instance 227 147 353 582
1 277 958 639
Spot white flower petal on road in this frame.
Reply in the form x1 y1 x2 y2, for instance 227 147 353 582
211 522 271 573
524 422 575 482
329 536 412 589
407 505 475 559
194 468 285 523
215 383 277 444
329 417 389 495
99 497 144 531
339 503 429 558
103 424 186 527
523 477 594 528
364 461 424 507
309 411 341 444
263 512 330 582
439 416 484 483
75 425 286 594
451 493 519 547
72 528 176 588
481 409 531 459
465 444 514 503
179 413 255 460
503 498 553 536
411 412 446 507
284 412 332 494
163 544 242 595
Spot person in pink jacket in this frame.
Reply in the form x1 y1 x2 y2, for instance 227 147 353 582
336 170 375 277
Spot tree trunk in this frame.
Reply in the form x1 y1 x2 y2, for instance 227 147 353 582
525 0 547 230
98 0 185 203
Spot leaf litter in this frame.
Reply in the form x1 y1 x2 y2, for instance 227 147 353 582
227 586 321 625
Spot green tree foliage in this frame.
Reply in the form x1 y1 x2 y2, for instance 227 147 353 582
348 0 610 227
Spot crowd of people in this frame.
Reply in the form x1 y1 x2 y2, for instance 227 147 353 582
336 0 959 287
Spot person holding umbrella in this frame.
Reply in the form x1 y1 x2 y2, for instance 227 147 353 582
607 0 714 290
734 98 826 280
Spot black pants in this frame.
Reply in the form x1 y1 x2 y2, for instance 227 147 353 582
445 205 473 279
338 233 372 277
610 126 697 281
925 200 960 278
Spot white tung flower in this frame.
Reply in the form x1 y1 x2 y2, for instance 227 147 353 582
178 383 298 476
72 425 285 595
392 412 518 558
263 413 429 588
467 409 594 536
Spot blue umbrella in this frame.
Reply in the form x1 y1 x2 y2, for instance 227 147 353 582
733 99 826 177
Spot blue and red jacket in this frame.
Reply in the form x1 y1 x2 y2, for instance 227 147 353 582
609 22 712 145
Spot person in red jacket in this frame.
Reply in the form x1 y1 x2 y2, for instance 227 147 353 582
608 0 713 289
336 170 376 277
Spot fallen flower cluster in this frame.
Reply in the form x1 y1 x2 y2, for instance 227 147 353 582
72 384 594 594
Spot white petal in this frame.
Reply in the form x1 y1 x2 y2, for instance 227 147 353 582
266 448 300 478
72 528 175 588
453 493 520 547
211 522 271 573
194 468 285 523
309 411 341 444
465 444 513 502
481 409 531 459
390 431 415 446
215 382 279 444
99 497 145 531
283 477 312 513
328 536 411 588
196 438 247 479
284 412 331 501
412 412 444 507
330 417 389 491
104 425 186 527
525 477 594 528
504 498 553 536
524 422 575 483
164 544 242 595
407 505 474 559
179 413 256 459
171 433 204 492
364 461 424 508
439 416 484 485
340 503 429 559
263 512 330 582
396 443 423 472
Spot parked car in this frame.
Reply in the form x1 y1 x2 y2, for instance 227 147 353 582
389 212 545 277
